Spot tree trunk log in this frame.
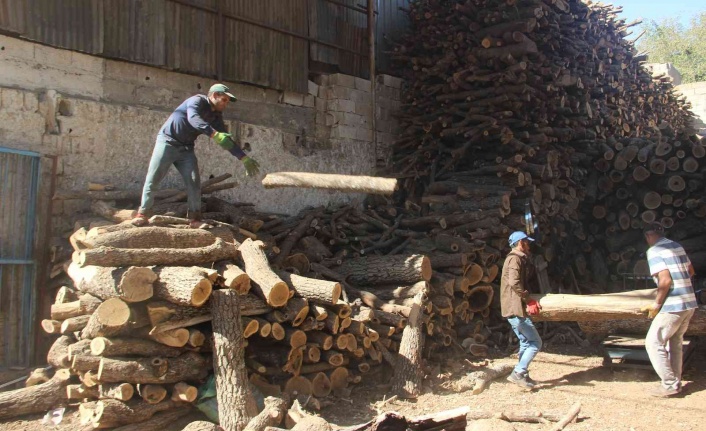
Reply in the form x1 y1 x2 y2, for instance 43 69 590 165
91 337 183 358
205 196 265 233
217 261 252 294
97 352 211 384
99 383 135 401
337 255 432 285
81 298 146 339
51 293 102 320
0 369 71 420
154 266 213 307
391 291 426 399
80 226 234 249
91 399 182 428
244 396 289 431
67 263 156 303
262 172 398 196
211 289 258 430
276 271 342 305
531 289 663 321
111 407 194 431
182 421 220 431
579 306 706 336
73 238 238 267
240 239 290 307
137 384 167 404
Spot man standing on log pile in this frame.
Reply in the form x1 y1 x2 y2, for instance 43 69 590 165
501 231 542 389
131 83 261 228
642 222 698 397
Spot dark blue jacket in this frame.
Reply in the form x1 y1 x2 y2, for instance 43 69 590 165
159 94 225 147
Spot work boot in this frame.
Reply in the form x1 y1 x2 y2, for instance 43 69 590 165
649 386 680 398
525 373 537 385
507 372 535 389
131 213 149 227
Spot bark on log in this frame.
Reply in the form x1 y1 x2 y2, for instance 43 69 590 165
98 383 135 401
531 289 661 321
276 271 342 304
97 352 211 384
391 291 427 399
67 263 156 302
547 403 581 431
211 289 258 430
240 238 290 307
60 315 91 334
579 306 706 336
337 255 432 285
205 196 265 233
244 396 289 431
217 261 252 294
80 226 234 249
51 293 102 320
0 369 71 420
91 337 184 358
73 238 238 267
154 266 213 307
262 172 398 196
273 208 323 267
182 421 220 431
111 407 194 431
91 399 183 428
407 406 470 430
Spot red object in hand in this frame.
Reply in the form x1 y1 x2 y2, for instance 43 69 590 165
526 299 541 316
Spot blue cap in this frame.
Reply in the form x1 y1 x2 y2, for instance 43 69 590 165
508 231 534 247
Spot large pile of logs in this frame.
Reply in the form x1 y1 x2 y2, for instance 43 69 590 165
385 0 703 293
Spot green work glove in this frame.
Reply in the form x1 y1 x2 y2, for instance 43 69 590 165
212 132 236 150
242 156 260 177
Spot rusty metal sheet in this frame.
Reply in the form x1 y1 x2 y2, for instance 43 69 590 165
25 0 103 54
102 0 167 66
376 0 410 74
164 0 217 78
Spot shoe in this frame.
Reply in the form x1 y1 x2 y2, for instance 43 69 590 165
131 213 149 226
507 372 535 389
649 386 680 398
525 374 538 385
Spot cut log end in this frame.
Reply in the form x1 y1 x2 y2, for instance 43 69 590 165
268 282 291 307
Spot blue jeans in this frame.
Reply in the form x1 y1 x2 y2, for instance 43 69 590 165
508 316 542 376
139 134 201 219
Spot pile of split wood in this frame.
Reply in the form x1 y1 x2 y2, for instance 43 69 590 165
387 0 704 293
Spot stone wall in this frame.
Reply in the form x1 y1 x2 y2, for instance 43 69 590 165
676 81 706 134
0 35 401 233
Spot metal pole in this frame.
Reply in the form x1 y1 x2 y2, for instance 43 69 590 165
368 0 377 166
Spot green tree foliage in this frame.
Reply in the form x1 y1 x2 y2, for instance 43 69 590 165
637 12 706 83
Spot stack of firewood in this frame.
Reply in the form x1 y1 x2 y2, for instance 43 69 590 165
384 0 701 291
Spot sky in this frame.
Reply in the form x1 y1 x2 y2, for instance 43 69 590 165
609 0 705 26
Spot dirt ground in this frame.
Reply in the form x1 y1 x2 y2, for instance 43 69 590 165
2 342 705 431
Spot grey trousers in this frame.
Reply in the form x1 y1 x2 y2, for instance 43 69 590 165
138 134 201 219
645 308 695 391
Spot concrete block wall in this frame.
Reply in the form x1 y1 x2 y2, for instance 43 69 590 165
676 82 706 134
0 35 401 233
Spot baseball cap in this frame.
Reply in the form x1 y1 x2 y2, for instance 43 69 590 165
642 222 664 235
508 231 534 247
208 83 237 101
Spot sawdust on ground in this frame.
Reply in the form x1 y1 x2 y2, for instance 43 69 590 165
1 343 705 431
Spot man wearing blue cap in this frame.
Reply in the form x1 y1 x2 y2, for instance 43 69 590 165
501 231 542 389
132 83 261 228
